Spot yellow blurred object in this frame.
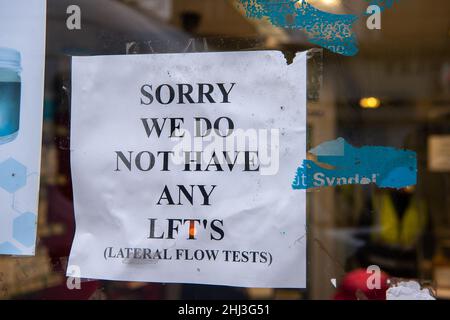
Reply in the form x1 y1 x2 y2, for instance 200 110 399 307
360 97 381 109
306 0 341 7
322 0 339 5
373 192 427 248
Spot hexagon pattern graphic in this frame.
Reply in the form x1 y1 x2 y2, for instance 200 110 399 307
0 157 37 255
0 158 27 193
0 188 15 242
13 212 37 247
0 242 21 255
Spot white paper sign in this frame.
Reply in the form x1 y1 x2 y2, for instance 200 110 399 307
0 0 46 256
68 51 306 288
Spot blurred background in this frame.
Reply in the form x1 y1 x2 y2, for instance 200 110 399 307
0 0 449 300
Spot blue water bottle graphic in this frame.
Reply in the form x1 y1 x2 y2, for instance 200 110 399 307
0 47 21 145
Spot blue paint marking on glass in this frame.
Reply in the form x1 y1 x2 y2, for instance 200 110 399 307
238 0 400 56
0 47 22 144
292 138 417 190
365 0 400 13
238 0 358 56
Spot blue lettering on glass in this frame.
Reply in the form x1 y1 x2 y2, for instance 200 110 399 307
292 138 417 189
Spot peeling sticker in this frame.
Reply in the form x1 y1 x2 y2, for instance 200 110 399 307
331 278 337 288
386 281 435 300
292 138 417 189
